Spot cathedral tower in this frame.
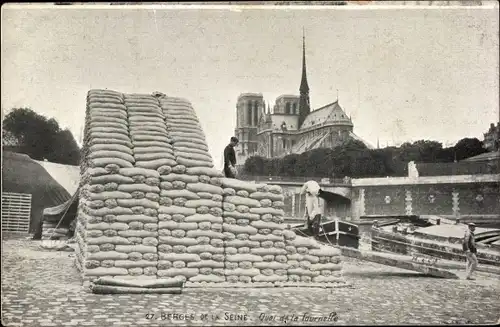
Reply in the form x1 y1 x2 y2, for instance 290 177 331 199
234 93 264 166
298 29 311 129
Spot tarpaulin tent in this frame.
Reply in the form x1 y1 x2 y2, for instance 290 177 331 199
2 151 71 236
42 188 79 237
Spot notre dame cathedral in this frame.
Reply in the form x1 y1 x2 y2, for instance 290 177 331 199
234 33 372 166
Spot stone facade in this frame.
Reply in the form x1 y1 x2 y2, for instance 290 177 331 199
234 34 371 166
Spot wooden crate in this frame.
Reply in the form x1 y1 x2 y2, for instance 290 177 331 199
1 192 32 233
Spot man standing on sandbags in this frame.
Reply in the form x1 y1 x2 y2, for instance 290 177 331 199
223 136 239 179
300 180 323 237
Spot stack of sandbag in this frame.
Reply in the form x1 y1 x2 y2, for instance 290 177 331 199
156 96 227 284
91 276 184 294
77 90 164 281
123 94 176 171
76 89 133 277
219 178 285 285
41 216 69 240
283 232 343 284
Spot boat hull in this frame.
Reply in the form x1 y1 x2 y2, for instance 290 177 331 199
291 219 360 249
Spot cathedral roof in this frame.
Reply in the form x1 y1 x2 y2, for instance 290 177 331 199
300 101 353 129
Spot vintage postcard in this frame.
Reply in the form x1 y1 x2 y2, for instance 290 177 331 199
1 1 499 326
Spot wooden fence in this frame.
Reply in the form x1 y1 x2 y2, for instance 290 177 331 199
1 192 32 233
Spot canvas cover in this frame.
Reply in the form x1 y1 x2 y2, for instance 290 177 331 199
2 151 71 234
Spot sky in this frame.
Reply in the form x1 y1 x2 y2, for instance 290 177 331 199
2 3 499 168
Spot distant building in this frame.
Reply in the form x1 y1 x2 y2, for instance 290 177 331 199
483 122 499 152
234 33 371 165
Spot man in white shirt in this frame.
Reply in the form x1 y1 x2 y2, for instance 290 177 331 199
300 181 323 237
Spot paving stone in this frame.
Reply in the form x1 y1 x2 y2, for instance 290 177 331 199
2 238 499 326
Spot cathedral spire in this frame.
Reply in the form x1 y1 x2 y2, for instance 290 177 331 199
298 28 311 129
299 28 309 94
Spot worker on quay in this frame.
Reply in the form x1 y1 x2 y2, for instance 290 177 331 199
300 180 323 238
463 222 478 280
223 136 239 179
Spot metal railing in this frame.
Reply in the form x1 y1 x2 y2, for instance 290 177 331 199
238 175 351 185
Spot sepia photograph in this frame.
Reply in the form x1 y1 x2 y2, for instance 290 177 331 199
1 1 499 326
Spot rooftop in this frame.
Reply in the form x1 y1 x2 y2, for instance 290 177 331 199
300 101 353 129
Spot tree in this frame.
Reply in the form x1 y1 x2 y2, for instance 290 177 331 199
243 156 265 175
453 137 487 161
2 108 81 165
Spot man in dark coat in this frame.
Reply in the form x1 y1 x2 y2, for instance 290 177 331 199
223 137 239 178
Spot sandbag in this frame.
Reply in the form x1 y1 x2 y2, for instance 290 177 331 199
86 222 129 231
176 157 212 168
158 253 201 262
88 127 128 136
173 142 209 152
249 234 284 242
158 221 198 230
133 146 173 155
187 245 224 254
89 151 135 163
226 254 263 262
222 211 260 221
184 214 222 224
250 248 287 256
95 276 184 289
250 220 284 230
308 247 342 257
309 263 342 271
161 174 199 184
158 236 198 246
85 267 129 276
118 230 157 238
91 284 182 294
89 121 127 130
184 199 221 209
119 168 160 178
89 157 134 168
282 230 297 240
86 206 134 217
186 183 223 195
220 179 259 193
135 158 177 169
134 141 172 148
114 214 157 223
249 192 284 202
90 144 133 155
222 224 258 235
158 204 196 215
252 275 287 282
224 196 261 208
116 199 159 209
117 184 160 193
286 237 322 249
112 260 157 268
249 207 283 216
129 121 166 129
186 230 225 239
89 131 130 141
88 138 133 148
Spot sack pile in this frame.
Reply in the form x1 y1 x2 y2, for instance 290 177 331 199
75 89 345 287
220 178 289 284
284 233 343 284
76 90 164 281
41 216 69 240
154 97 227 284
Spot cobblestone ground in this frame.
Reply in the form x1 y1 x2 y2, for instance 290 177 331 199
2 236 500 326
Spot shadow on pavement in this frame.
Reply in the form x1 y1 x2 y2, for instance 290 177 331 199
345 271 442 279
